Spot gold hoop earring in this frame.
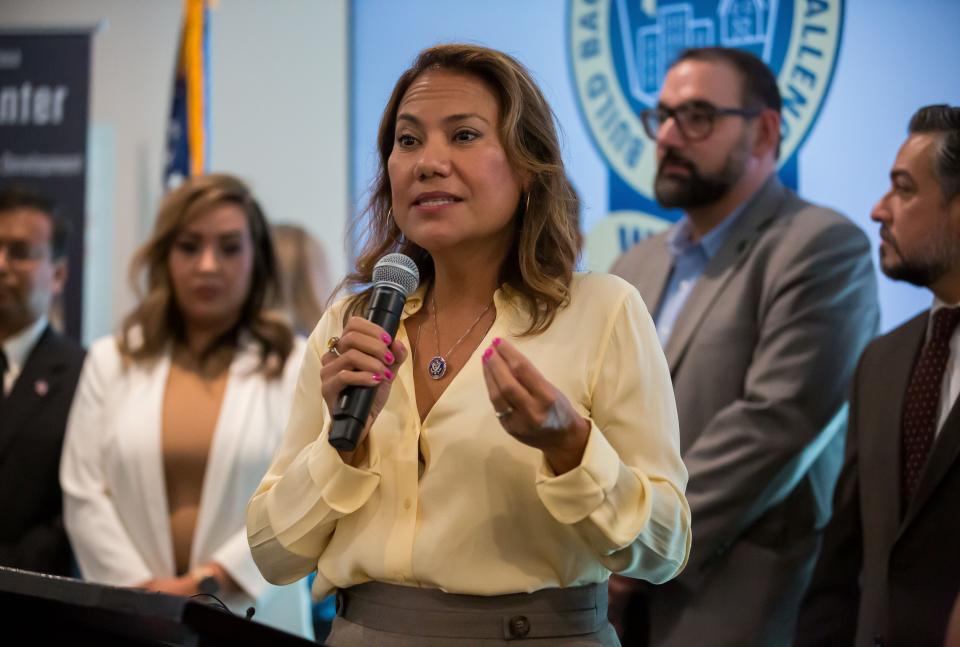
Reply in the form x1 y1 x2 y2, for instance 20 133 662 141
390 216 406 247
524 193 531 215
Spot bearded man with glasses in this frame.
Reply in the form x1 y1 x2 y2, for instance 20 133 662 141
610 47 879 647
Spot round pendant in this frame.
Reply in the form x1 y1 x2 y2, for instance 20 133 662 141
427 355 447 380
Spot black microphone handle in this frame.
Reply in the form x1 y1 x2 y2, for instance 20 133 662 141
328 288 406 451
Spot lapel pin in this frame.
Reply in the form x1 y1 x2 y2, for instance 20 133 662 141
34 379 49 397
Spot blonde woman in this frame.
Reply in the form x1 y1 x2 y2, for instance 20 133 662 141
61 175 312 637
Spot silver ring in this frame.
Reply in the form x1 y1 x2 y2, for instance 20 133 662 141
326 336 342 357
495 407 514 419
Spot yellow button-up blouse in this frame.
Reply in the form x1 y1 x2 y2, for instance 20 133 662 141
247 272 691 597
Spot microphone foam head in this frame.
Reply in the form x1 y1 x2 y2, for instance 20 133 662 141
372 253 420 297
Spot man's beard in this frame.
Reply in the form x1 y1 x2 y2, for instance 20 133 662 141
654 137 750 210
880 225 957 287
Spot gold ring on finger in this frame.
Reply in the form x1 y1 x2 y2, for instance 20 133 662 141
327 336 342 357
495 406 514 420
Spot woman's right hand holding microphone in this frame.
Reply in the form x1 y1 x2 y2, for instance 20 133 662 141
320 316 408 464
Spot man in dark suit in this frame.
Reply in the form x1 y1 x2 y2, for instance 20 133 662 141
796 104 960 647
609 47 879 646
0 187 85 575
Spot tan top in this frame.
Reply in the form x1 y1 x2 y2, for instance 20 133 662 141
161 355 229 575
248 272 691 597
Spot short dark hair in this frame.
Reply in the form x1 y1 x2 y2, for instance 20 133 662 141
0 186 71 259
908 104 960 203
673 47 782 114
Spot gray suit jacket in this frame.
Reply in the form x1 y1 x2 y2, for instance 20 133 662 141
611 176 879 646
797 312 960 647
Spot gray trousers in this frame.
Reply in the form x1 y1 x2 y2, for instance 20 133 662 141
325 581 620 646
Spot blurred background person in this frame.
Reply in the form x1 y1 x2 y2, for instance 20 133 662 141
247 44 691 646
270 221 337 647
59 174 312 638
271 223 332 336
270 222 337 641
0 187 85 576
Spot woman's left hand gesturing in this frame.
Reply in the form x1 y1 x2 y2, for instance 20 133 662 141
481 337 590 475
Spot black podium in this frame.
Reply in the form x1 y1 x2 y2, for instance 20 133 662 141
0 566 319 645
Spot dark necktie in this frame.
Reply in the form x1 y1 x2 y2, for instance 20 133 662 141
0 348 7 411
0 348 8 398
901 307 960 503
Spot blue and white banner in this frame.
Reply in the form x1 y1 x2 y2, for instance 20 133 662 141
352 0 959 331
569 0 843 268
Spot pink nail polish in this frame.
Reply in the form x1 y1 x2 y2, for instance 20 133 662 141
482 348 493 361
384 368 394 380
372 373 382 383
381 333 392 344
492 337 502 347
385 351 395 364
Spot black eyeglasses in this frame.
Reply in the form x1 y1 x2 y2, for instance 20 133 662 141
640 101 761 141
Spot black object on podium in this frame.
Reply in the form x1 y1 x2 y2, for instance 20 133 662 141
0 566 321 645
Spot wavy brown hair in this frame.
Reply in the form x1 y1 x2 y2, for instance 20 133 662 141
340 43 581 335
119 174 293 377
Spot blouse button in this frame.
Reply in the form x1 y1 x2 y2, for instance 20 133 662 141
508 615 530 638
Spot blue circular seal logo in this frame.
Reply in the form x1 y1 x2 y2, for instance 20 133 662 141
569 0 843 267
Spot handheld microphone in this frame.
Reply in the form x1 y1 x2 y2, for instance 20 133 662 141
328 253 420 451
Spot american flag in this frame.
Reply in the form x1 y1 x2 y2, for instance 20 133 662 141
164 0 210 190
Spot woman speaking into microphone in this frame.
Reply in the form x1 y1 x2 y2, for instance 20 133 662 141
247 44 691 646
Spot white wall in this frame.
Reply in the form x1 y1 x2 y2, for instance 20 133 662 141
1 0 350 344
209 0 350 299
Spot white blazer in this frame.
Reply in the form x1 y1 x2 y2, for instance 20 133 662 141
60 334 313 638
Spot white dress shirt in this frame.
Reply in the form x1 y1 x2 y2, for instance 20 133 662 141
931 299 960 436
1 316 47 396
